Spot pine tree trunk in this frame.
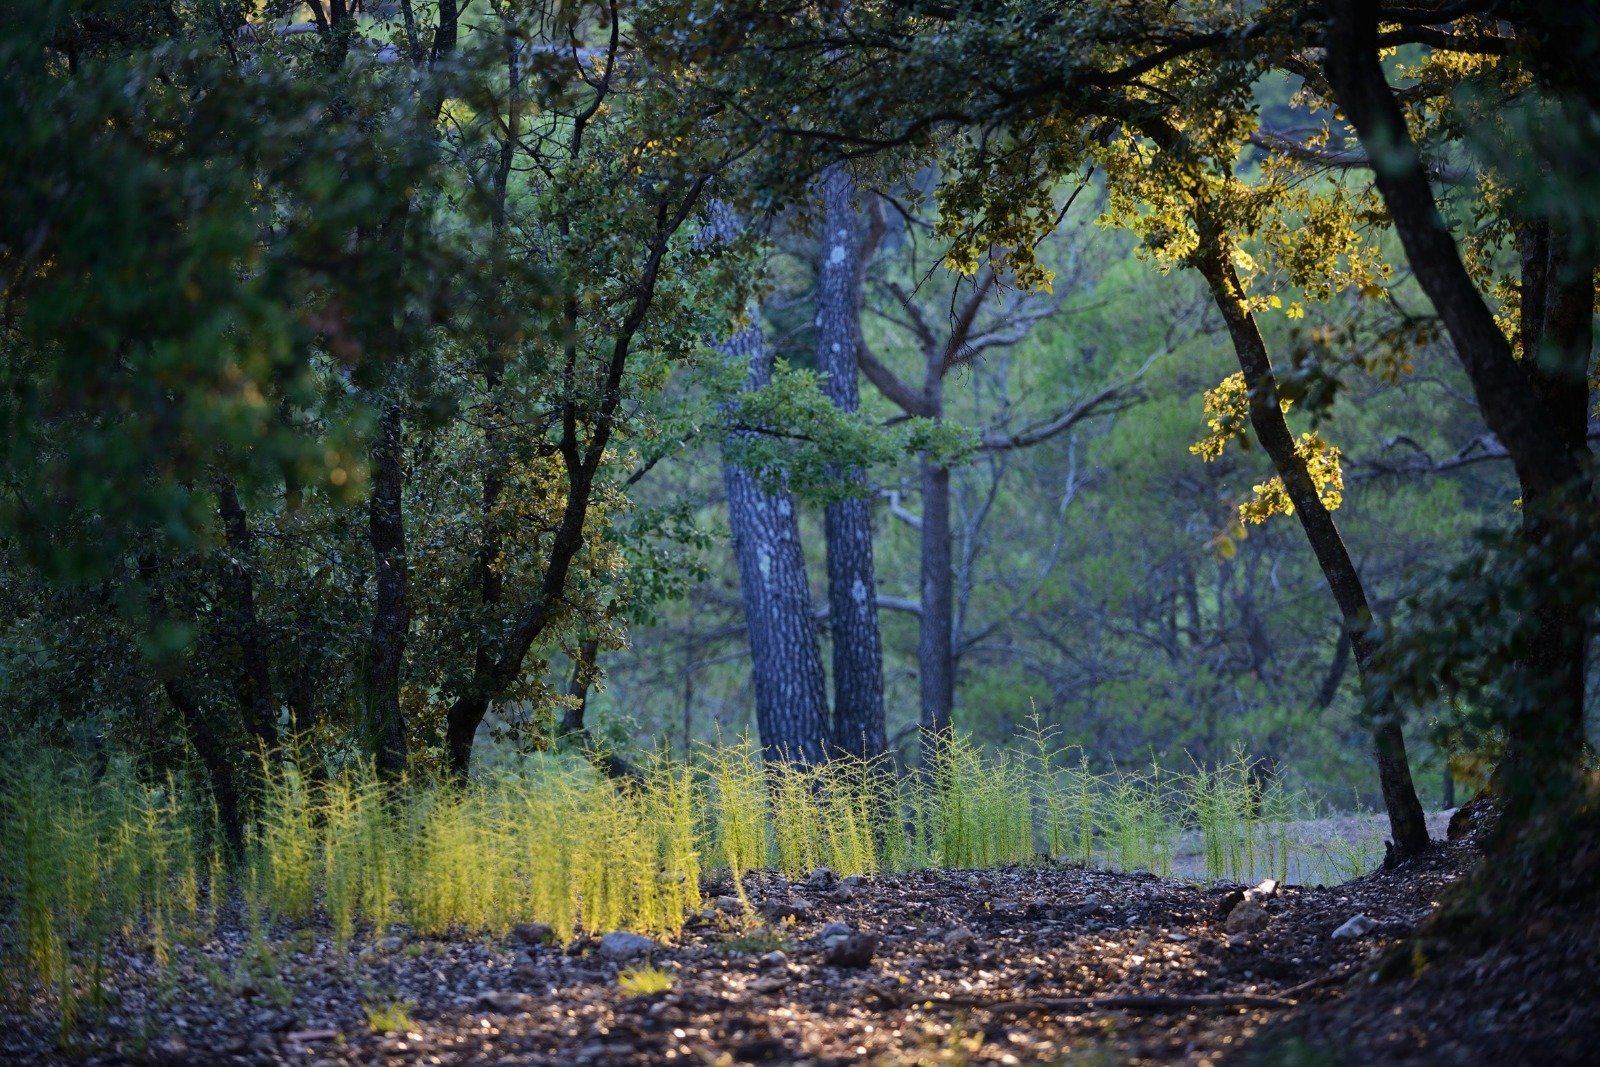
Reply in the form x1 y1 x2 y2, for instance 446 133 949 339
816 165 887 760
709 203 831 765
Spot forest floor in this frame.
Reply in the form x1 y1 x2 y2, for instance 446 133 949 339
6 816 1598 1067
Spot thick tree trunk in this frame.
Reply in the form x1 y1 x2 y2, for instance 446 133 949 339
214 475 279 758
366 400 410 777
1325 3 1592 812
816 165 888 761
1195 226 1430 860
722 346 833 764
1512 223 1595 775
706 199 830 765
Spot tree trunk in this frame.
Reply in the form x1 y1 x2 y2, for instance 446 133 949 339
138 555 244 852
816 165 888 761
1195 224 1431 860
708 205 831 765
1510 222 1595 780
554 636 639 780
919 449 956 757
366 400 410 777
214 475 279 758
1325 2 1592 813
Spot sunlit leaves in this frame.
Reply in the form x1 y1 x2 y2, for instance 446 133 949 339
1238 432 1344 526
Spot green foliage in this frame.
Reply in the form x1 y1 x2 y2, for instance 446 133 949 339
617 965 675 996
363 999 418 1035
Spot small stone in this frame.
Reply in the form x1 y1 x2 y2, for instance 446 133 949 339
820 921 853 940
149 1037 190 1064
1249 879 1280 900
760 950 787 969
761 896 813 922
841 874 867 888
598 931 657 961
509 922 554 946
377 936 404 952
1214 888 1247 919
477 990 536 1013
827 883 855 903
822 931 877 968
1332 914 1378 940
942 926 975 950
1225 898 1270 936
1168 931 1190 943
749 973 790 994
715 895 744 913
805 867 839 889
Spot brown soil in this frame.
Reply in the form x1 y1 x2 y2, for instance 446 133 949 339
5 832 1593 1066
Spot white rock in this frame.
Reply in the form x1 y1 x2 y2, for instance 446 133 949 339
1332 914 1378 940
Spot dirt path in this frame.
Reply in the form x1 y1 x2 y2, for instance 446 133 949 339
13 835 1562 1066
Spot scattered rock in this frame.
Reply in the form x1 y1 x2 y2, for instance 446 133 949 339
147 1037 190 1064
509 922 554 946
841 874 868 888
760 896 813 922
1214 888 1247 919
823 931 877 968
760 950 787 969
477 990 536 1013
820 921 853 940
1250 878 1280 900
598 931 657 961
1332 913 1379 940
1168 931 1190 943
943 926 975 950
377 935 404 953
827 883 855 903
1225 898 1270 935
714 895 744 913
804 867 839 890
749 973 790 994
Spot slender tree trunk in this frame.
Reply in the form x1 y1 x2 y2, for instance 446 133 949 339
1195 224 1430 860
366 400 410 777
214 475 279 757
816 165 888 760
554 636 638 780
708 206 830 765
138 555 244 852
440 180 706 779
919 448 956 757
1325 3 1592 812
559 636 602 738
445 31 519 783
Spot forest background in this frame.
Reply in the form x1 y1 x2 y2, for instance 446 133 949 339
4 0 1597 856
